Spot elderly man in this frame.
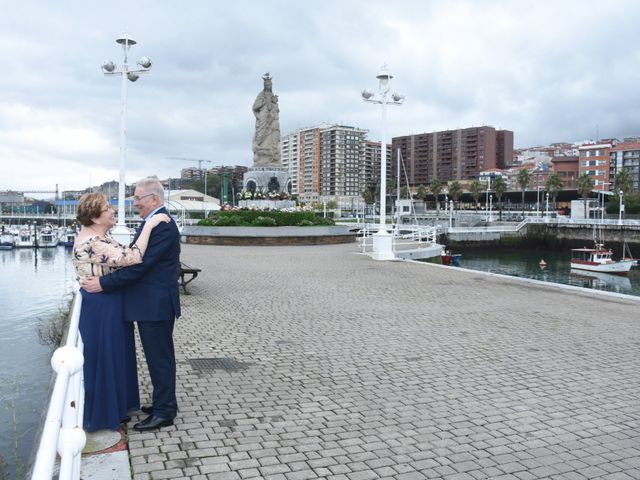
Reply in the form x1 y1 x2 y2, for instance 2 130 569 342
83 176 181 431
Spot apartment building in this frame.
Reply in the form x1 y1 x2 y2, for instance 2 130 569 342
610 141 640 192
578 143 612 191
281 124 368 199
391 126 513 186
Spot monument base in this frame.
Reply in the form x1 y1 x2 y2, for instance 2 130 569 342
238 199 296 209
243 166 291 194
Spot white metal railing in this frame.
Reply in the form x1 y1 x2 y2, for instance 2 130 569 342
359 223 439 254
448 216 640 234
31 286 85 480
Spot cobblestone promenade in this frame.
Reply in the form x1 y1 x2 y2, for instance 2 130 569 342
127 243 640 480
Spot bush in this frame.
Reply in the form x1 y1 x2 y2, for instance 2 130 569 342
252 216 277 226
197 209 335 226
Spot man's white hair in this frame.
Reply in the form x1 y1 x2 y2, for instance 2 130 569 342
136 175 165 201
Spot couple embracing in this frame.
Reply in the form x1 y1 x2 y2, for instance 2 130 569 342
73 176 180 432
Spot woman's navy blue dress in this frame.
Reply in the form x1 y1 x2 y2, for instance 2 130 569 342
80 289 139 431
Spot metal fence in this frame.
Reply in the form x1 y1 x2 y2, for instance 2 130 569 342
30 286 85 480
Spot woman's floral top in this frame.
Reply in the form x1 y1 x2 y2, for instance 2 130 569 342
73 235 142 281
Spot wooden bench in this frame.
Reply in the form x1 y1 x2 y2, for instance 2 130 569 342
178 262 201 294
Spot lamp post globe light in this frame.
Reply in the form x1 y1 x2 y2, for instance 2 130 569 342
101 33 152 243
362 64 404 260
619 190 624 224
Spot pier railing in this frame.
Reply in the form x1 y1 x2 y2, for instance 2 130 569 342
359 223 439 254
31 287 85 480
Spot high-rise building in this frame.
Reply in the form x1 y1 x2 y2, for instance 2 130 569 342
281 124 367 199
610 141 640 192
391 126 514 186
578 143 612 191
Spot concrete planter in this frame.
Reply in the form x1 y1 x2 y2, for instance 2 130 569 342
182 225 357 246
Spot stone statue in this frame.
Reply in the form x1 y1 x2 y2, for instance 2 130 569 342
252 73 281 166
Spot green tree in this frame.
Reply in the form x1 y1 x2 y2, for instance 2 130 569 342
545 172 564 208
448 181 463 207
492 176 507 220
400 185 411 199
517 169 531 209
429 179 443 211
614 168 633 196
576 173 593 219
469 180 483 211
361 186 373 205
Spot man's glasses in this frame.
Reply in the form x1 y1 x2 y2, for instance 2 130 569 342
133 193 155 201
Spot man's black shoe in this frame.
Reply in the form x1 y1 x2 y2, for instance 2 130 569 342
133 415 174 432
140 406 154 415
120 416 131 424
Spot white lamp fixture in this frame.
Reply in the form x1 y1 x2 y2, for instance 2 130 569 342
362 64 404 260
102 33 152 244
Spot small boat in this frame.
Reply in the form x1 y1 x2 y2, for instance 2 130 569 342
441 250 461 266
0 231 14 250
622 241 638 267
38 225 58 248
570 243 635 275
59 227 77 248
15 228 35 248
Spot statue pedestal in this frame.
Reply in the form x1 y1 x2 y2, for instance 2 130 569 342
243 166 291 194
238 199 296 209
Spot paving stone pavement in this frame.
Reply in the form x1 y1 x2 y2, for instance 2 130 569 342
126 243 640 480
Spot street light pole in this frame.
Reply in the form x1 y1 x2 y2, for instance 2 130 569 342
102 34 152 243
619 190 624 225
545 192 549 220
362 64 404 260
489 194 493 222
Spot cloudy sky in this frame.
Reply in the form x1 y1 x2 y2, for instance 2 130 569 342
2 0 640 195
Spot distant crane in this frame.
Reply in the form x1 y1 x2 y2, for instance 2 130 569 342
167 157 214 212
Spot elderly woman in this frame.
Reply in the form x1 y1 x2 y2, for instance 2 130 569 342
73 192 169 432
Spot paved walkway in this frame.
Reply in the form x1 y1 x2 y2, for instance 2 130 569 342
126 243 640 480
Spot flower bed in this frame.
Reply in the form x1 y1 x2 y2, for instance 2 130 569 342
198 209 334 227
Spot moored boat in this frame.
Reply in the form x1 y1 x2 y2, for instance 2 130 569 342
0 232 14 250
15 228 35 248
59 227 77 248
570 243 634 275
38 225 58 248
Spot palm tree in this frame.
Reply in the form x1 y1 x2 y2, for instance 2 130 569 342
614 168 633 196
492 176 507 220
416 184 428 212
545 172 564 209
429 179 443 212
448 181 463 208
469 180 483 211
516 169 531 209
576 173 593 219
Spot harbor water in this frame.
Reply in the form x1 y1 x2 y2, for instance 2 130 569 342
0 248 74 478
452 246 640 297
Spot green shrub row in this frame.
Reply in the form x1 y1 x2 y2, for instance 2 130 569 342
198 210 335 227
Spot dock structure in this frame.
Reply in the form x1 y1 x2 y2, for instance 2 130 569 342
123 242 640 479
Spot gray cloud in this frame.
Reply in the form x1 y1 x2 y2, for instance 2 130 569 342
2 0 640 194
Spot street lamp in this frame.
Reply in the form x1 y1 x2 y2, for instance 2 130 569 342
449 200 454 228
545 192 549 220
619 190 624 224
102 33 152 243
362 64 404 260
489 194 493 222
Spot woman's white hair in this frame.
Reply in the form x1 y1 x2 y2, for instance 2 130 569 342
136 175 164 201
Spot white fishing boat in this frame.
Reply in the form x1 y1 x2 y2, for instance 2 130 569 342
570 243 635 275
0 231 14 250
38 225 59 248
15 228 35 248
59 227 77 248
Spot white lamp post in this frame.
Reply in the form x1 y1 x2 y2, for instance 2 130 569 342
489 194 493 222
101 34 152 243
619 190 624 224
449 200 453 228
545 192 549 220
536 184 541 218
362 64 404 260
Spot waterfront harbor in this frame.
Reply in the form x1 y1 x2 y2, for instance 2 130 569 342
112 242 640 479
